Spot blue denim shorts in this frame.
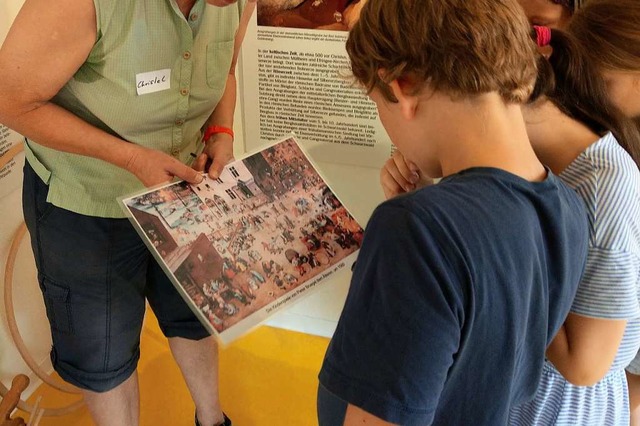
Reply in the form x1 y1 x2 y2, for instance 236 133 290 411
22 163 209 392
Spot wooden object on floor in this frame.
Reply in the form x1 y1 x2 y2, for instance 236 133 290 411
0 375 28 426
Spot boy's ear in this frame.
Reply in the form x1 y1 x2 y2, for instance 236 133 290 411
388 78 420 120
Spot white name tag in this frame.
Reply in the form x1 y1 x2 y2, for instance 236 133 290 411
136 69 171 96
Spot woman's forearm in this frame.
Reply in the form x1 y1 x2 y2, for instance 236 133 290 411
0 99 137 171
205 72 237 131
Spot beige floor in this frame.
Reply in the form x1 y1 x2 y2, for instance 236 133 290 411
18 311 330 425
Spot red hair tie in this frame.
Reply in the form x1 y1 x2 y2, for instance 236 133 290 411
533 25 552 47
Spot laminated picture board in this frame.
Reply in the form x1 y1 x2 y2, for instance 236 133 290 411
121 136 363 343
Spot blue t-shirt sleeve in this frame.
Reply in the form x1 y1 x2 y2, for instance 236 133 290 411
319 203 465 426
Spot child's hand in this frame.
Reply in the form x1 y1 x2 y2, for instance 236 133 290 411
380 151 432 199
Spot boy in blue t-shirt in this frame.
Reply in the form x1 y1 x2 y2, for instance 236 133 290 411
317 0 589 425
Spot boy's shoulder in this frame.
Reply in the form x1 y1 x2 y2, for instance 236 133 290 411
373 167 587 249
381 167 579 217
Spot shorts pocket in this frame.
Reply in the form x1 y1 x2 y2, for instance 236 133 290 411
33 171 56 223
39 276 73 334
206 40 234 90
36 200 56 223
23 161 56 223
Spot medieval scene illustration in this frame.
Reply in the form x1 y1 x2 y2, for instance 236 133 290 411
123 137 363 336
258 0 365 31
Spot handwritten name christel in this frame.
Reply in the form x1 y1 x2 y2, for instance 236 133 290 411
137 75 167 89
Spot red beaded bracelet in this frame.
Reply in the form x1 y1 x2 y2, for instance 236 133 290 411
203 125 234 143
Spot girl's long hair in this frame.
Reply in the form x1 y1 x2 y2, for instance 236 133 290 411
530 28 640 168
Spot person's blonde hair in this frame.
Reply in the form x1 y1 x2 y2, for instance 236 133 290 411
346 0 539 104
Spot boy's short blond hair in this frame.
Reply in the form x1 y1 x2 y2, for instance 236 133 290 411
346 0 538 104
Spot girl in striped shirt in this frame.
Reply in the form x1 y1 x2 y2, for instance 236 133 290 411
564 1 640 423
508 22 640 424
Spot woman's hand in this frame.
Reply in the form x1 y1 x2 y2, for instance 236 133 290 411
192 133 235 179
125 145 203 187
380 151 432 199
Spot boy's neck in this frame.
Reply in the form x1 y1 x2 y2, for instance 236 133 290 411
420 93 546 182
524 100 601 175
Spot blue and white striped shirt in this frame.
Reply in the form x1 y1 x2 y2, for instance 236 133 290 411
510 133 640 425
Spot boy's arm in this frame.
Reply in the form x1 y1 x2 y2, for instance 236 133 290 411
546 314 627 386
318 205 461 426
343 404 397 426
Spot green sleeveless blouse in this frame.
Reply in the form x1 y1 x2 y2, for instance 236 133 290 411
25 0 243 217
